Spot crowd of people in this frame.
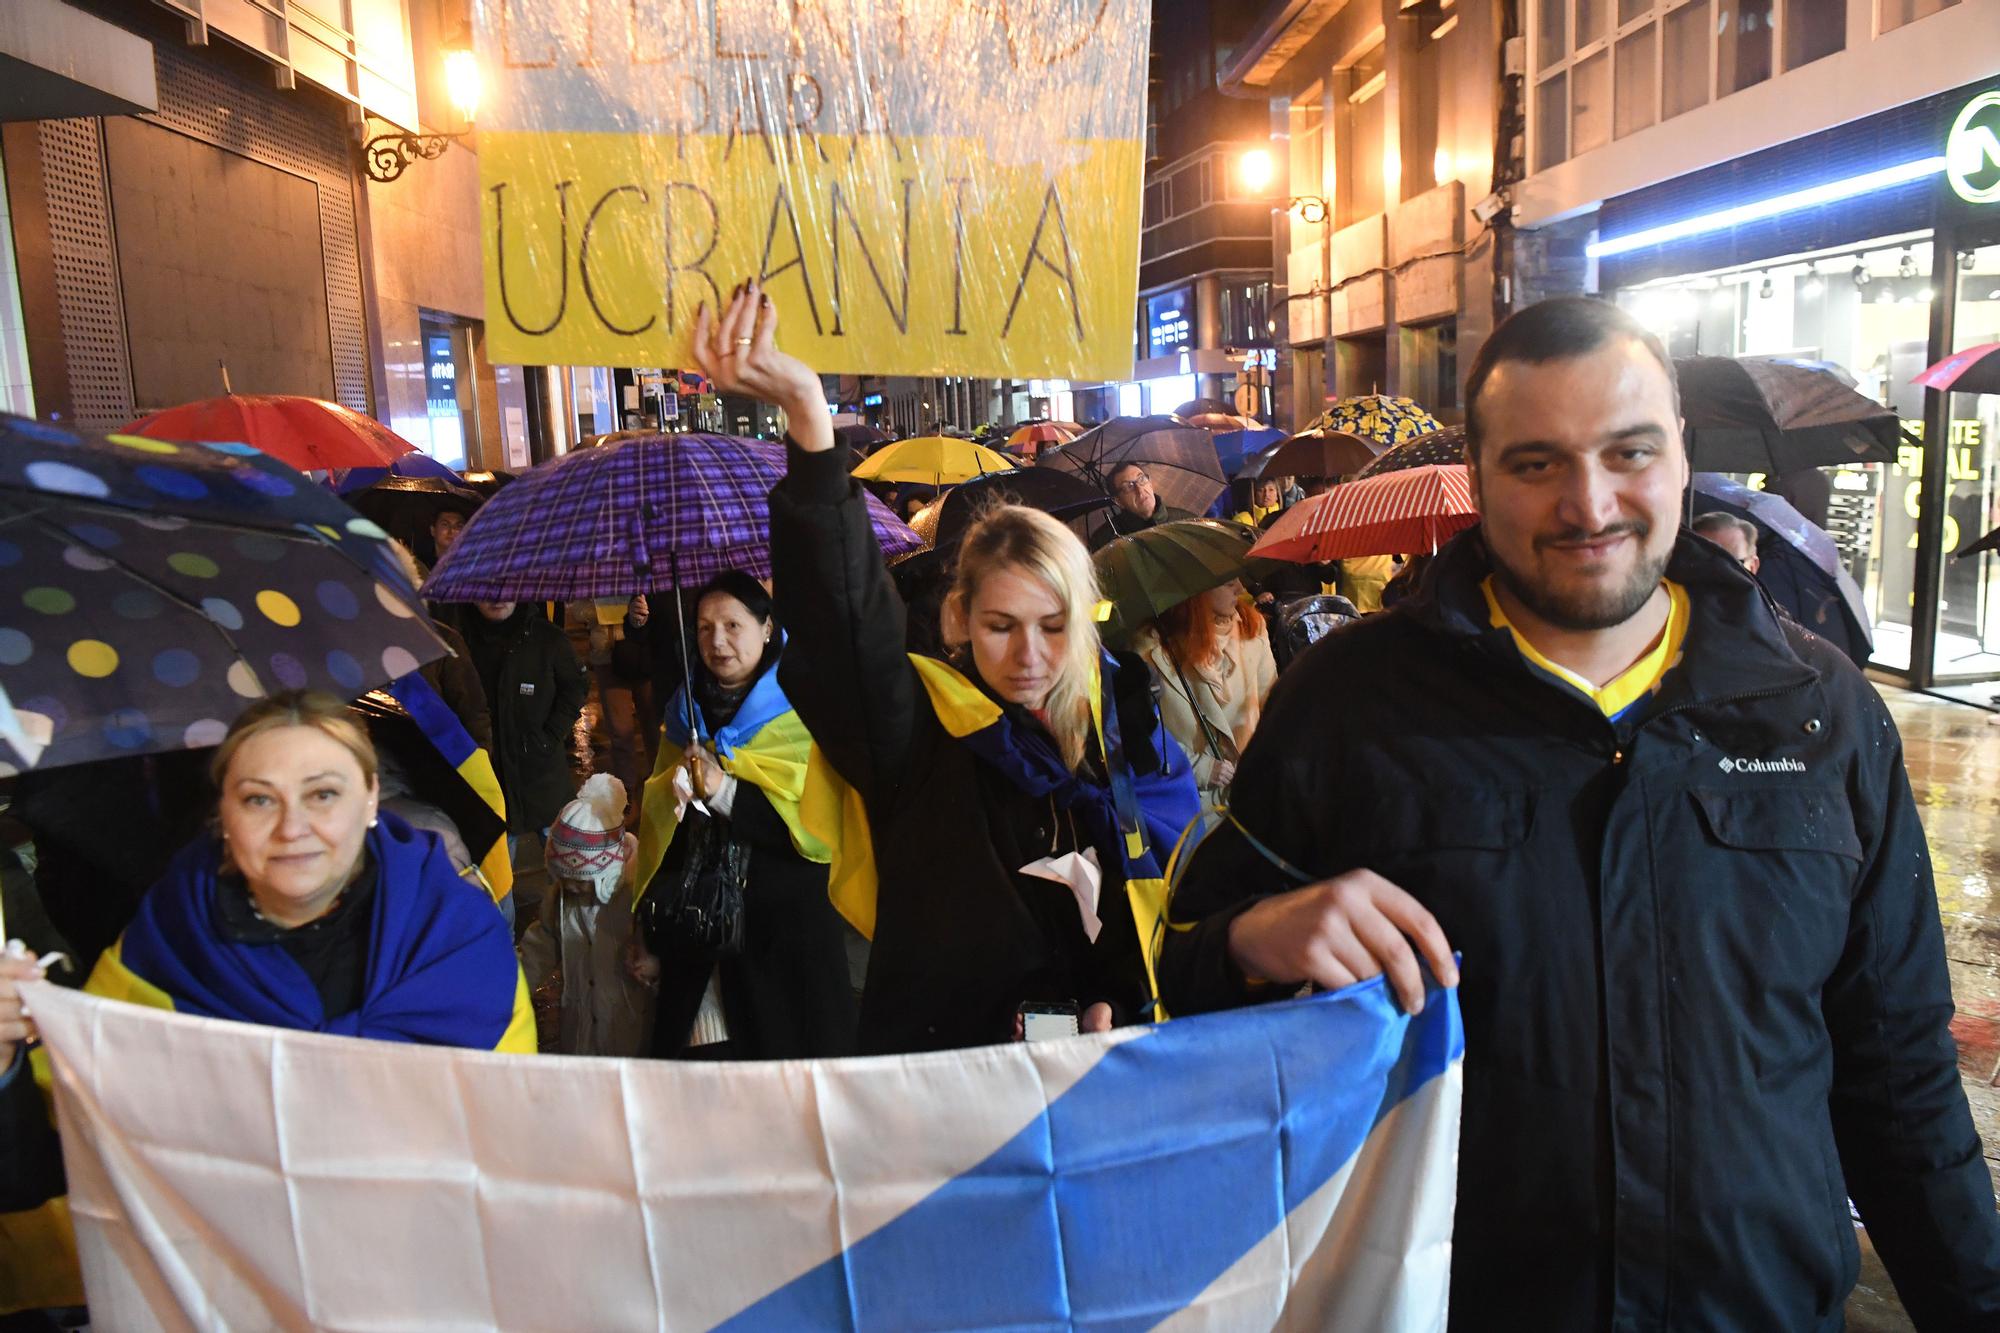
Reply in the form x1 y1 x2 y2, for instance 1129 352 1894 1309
2 285 1998 1327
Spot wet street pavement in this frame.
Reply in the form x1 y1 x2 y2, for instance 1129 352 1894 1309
1848 685 2000 1331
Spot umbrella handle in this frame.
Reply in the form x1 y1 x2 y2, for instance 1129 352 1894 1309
672 549 701 745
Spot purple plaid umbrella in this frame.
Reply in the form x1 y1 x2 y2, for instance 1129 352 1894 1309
422 432 921 602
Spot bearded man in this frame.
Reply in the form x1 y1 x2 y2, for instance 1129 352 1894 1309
1160 297 2000 1330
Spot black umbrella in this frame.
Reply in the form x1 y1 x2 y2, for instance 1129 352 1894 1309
1690 475 1871 664
1172 398 1233 419
1675 356 1902 473
1036 416 1227 538
1356 426 1468 479
345 475 482 559
457 469 516 498
1246 429 1382 480
835 423 892 458
934 468 1112 553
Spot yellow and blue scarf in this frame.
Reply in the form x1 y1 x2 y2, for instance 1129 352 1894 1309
800 653 1199 1001
634 663 830 904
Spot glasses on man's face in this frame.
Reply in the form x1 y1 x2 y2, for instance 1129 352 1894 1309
1114 475 1150 494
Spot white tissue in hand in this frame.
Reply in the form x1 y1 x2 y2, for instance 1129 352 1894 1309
1018 849 1104 943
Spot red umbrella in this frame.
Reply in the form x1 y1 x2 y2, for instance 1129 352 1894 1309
125 395 417 471
1913 343 2000 396
1249 464 1478 562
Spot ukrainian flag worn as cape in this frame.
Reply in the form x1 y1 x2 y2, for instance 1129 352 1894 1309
0 811 533 1313
634 664 831 905
796 653 1199 1003
388 671 512 902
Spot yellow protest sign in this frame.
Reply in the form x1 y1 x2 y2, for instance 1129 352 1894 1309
476 2 1149 380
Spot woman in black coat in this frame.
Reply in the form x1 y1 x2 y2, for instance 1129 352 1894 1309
692 284 1199 1055
629 572 857 1060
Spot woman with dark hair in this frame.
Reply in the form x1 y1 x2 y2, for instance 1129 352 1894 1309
628 571 857 1060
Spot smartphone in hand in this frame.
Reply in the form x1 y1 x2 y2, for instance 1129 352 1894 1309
1018 1001 1081 1042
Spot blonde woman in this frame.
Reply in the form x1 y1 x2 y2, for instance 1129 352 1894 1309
695 283 1199 1053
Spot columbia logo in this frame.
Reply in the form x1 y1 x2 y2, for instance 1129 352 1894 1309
1717 756 1807 774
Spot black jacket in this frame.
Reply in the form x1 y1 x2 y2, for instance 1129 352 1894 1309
649 776 858 1061
1161 528 2000 1331
1086 501 1198 551
463 607 588 835
771 444 1159 1054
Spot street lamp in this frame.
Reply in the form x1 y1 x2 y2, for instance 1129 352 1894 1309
363 36 481 183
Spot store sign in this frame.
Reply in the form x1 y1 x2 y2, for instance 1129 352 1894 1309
477 1 1148 378
1146 287 1192 357
425 333 457 408
1946 89 2000 206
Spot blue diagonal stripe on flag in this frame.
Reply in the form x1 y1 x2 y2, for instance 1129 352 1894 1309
720 979 1463 1331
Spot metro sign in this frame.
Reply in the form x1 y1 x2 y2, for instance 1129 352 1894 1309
1947 90 2000 206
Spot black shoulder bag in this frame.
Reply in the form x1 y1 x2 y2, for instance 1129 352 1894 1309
637 801 751 956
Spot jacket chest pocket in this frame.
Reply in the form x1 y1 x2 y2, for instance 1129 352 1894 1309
1683 785 1862 959
1351 788 1536 888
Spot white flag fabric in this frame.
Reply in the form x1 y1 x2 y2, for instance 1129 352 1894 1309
27 976 1461 1331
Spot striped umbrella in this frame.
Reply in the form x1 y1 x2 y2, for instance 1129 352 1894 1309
1249 465 1478 562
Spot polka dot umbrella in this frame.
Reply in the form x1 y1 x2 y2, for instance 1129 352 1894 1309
0 414 448 775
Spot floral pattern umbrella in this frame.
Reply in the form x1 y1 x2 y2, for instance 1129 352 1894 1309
1311 395 1443 450
0 414 446 774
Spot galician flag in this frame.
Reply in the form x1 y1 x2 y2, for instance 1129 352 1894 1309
26 975 1462 1330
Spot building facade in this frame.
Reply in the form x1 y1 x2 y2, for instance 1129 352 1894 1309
1089 0 1278 427
0 0 540 471
1220 0 1507 429
1509 0 2000 687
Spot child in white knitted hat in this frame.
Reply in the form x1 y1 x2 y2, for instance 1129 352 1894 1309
517 774 653 1056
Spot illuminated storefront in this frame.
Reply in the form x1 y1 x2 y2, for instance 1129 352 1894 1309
1594 79 2000 686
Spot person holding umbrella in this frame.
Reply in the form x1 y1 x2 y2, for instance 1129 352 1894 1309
626 571 856 1061
1092 460 1198 549
696 281 1198 1053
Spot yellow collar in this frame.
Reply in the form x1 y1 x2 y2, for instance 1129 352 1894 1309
1481 577 1689 719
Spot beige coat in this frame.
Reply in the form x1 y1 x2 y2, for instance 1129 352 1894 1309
1135 626 1277 813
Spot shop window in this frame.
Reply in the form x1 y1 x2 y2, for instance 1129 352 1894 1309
1143 180 1169 228
1716 0 1773 96
1614 25 1657 139
1878 0 1958 31
1934 243 2000 679
1221 281 1273 347
1782 0 1843 68
1661 0 1711 119
1334 334 1389 399
1535 73 1569 171
1400 321 1460 416
1571 50 1613 157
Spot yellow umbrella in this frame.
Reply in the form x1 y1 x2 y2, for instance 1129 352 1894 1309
851 436 1019 485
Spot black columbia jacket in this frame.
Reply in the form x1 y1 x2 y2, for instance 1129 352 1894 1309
1161 529 2000 1330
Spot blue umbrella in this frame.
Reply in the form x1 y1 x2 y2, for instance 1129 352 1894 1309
329 452 462 495
1692 473 1871 661
1212 427 1285 479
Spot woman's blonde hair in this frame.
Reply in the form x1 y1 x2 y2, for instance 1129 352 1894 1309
945 504 1102 771
209 690 379 792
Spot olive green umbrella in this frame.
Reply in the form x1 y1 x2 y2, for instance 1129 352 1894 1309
1089 518 1257 648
